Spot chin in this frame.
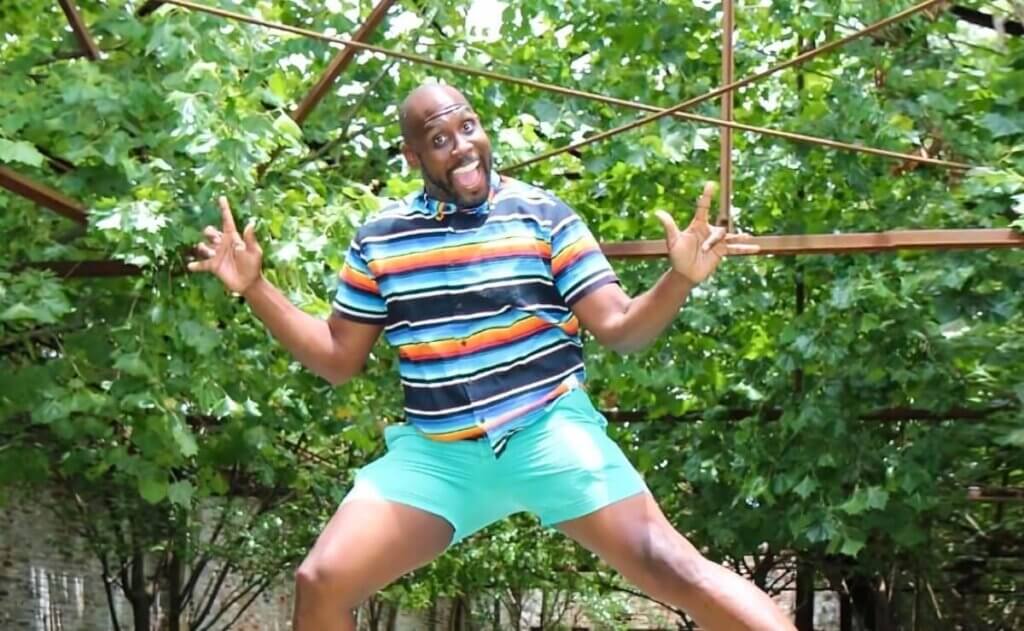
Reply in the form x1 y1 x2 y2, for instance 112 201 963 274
458 191 489 208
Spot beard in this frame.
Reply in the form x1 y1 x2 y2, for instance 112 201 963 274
420 153 492 208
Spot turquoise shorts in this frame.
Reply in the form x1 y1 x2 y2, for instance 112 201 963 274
344 388 647 545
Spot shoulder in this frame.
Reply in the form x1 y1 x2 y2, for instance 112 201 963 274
494 177 568 210
352 198 430 244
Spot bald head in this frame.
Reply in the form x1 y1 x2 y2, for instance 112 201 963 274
399 84 472 145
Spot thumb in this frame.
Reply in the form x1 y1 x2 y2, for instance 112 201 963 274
654 209 679 239
243 221 258 249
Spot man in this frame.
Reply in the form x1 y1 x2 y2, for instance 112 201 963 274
189 84 795 630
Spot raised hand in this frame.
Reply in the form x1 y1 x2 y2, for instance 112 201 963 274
653 182 758 286
187 196 263 295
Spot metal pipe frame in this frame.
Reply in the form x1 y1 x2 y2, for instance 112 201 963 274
719 0 735 230
57 0 101 60
290 0 398 125
0 166 88 225
156 0 970 172
601 229 1024 258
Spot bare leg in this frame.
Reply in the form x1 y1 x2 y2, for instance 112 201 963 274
293 498 453 631
558 493 796 631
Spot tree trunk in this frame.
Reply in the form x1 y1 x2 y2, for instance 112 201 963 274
167 551 182 631
795 562 815 631
130 551 151 631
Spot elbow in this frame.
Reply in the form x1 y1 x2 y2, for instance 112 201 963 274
590 327 640 355
320 362 363 387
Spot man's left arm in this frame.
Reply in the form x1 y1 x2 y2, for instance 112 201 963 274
572 182 758 354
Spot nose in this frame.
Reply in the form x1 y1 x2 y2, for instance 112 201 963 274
451 132 471 158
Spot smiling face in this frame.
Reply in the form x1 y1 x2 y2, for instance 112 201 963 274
400 85 493 208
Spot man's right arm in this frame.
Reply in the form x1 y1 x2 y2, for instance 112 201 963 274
188 196 382 386
242 277 383 386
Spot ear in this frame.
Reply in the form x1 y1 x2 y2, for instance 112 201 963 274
402 144 420 169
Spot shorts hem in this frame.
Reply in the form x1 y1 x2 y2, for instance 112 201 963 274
344 489 464 547
540 482 648 528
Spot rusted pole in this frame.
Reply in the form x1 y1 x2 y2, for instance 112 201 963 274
154 0 971 172
290 0 398 125
0 166 88 225
719 0 735 230
601 229 1024 258
17 260 143 277
57 0 101 60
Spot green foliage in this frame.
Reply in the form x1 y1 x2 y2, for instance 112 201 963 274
2 0 1023 628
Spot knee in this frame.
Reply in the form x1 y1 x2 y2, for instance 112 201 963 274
295 556 358 606
635 527 709 594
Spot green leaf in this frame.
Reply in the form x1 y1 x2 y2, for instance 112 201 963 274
0 302 38 321
177 320 220 355
273 112 302 140
138 475 168 504
981 113 1023 138
0 138 46 167
793 476 817 499
167 480 193 506
113 352 152 378
171 420 199 458
839 533 867 557
866 487 890 510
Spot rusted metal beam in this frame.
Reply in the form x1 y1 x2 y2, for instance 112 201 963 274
605 403 1017 424
57 0 101 60
136 0 166 17
719 0 735 230
0 166 88 225
157 0 973 172
291 0 398 126
968 486 1024 503
17 260 142 278
601 229 1024 258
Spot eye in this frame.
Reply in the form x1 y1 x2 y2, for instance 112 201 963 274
461 120 476 133
431 134 447 148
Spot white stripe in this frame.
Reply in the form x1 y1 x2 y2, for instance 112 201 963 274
551 214 579 236
384 302 570 332
401 340 580 389
358 213 553 245
562 271 617 303
494 188 559 207
385 304 514 332
403 364 583 416
386 277 553 304
332 302 386 320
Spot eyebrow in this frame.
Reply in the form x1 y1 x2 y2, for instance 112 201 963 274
423 104 473 128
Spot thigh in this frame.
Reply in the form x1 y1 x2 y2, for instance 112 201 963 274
349 424 516 544
301 497 453 604
556 492 692 566
556 492 703 596
504 390 646 527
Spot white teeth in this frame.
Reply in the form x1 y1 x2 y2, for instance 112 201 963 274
452 160 479 175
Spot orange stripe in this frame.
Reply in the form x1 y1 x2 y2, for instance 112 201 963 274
341 266 379 293
423 380 575 442
551 237 597 276
399 315 549 361
426 381 574 442
425 425 486 442
369 238 549 276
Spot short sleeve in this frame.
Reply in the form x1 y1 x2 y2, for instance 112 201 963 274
549 202 620 305
332 239 387 324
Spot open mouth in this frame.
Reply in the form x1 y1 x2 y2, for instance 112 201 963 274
450 158 484 193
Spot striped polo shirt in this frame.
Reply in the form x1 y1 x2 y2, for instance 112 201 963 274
332 172 619 452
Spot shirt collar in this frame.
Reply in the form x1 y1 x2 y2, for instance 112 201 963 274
409 170 503 220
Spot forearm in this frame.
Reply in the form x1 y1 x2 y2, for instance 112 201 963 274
604 270 695 353
242 277 352 384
